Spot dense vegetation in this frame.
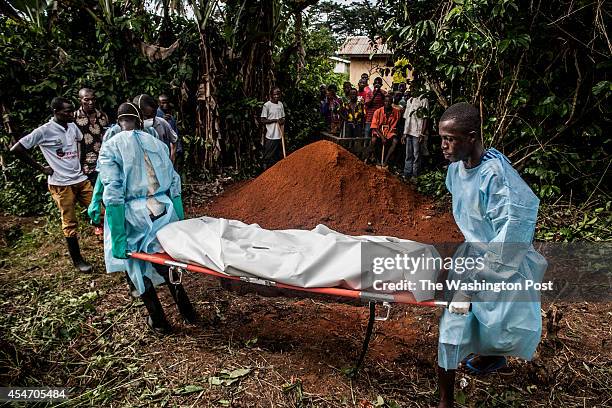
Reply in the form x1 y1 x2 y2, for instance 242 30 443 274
0 0 610 240
0 0 341 214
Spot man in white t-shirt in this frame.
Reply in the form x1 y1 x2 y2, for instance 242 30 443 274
11 97 94 273
260 87 286 169
402 92 429 179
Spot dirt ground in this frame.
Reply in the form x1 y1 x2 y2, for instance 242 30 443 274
0 180 610 407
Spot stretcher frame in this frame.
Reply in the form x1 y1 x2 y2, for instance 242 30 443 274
130 251 448 374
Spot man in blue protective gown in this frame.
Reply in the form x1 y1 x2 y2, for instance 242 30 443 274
436 102 547 408
88 113 160 230
96 102 197 333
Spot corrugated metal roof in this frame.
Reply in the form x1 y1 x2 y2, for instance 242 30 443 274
337 36 392 56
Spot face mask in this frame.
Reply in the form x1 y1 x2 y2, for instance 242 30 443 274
143 118 154 128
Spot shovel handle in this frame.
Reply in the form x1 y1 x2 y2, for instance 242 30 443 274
278 122 286 158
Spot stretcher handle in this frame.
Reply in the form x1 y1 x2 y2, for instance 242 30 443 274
128 252 450 309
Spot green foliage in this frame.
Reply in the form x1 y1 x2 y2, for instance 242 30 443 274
309 0 395 39
0 12 198 215
0 156 50 215
0 274 98 352
537 201 612 242
416 169 448 200
276 24 345 151
385 0 611 206
1 1 343 216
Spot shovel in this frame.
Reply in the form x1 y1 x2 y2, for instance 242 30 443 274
376 140 388 170
278 122 287 158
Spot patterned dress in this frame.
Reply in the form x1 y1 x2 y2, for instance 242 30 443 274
74 108 109 177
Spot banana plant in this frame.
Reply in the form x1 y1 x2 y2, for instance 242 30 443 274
1 0 55 28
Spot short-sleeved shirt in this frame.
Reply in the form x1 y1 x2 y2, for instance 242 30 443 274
261 101 285 140
358 87 373 106
365 89 386 123
74 108 109 175
370 107 401 139
156 108 182 154
19 119 87 186
143 117 178 150
403 96 429 137
341 100 365 125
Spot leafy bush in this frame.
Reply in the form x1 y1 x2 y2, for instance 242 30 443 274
0 13 197 215
416 169 448 200
384 0 611 205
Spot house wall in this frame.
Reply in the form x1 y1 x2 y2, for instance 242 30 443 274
333 61 349 75
348 57 394 90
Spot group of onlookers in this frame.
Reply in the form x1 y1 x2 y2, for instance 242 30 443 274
10 89 195 333
319 73 429 178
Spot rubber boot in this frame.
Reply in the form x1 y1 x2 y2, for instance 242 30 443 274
154 264 199 324
167 281 199 324
140 277 172 334
66 236 93 273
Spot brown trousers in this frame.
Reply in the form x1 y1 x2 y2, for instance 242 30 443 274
48 179 93 237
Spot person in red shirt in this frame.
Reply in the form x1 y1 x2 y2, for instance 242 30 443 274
366 94 401 167
357 79 372 104
364 77 386 139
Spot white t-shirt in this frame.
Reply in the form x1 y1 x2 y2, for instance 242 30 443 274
261 101 285 140
403 96 429 137
19 119 87 186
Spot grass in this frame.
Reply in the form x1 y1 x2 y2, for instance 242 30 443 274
0 210 611 407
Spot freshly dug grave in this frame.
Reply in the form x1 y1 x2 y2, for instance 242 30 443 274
206 141 462 243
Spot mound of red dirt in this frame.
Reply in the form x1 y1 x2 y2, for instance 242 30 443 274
207 141 462 243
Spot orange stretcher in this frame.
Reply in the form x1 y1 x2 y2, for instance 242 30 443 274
130 251 448 374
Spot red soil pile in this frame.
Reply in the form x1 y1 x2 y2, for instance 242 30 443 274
206 141 462 243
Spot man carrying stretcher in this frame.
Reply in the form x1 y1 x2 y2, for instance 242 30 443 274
96 102 198 333
435 102 547 408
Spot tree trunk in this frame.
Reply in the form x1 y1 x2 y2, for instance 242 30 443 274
240 0 276 101
159 0 176 47
195 29 222 171
294 9 305 85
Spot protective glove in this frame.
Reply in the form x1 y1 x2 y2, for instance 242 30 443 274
171 195 185 220
106 203 128 259
448 291 471 315
87 177 104 226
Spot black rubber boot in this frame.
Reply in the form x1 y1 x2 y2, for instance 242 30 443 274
65 236 93 273
140 277 172 334
168 281 199 324
154 264 199 324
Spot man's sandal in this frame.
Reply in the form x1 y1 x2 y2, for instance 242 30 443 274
465 356 507 375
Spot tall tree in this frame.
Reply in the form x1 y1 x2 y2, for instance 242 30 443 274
309 0 394 38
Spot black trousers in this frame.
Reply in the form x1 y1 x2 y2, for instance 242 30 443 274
263 138 282 169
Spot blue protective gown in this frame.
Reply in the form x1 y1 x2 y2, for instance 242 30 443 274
97 129 181 295
103 123 158 142
438 148 547 369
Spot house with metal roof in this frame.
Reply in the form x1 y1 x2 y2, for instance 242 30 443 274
337 36 395 90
